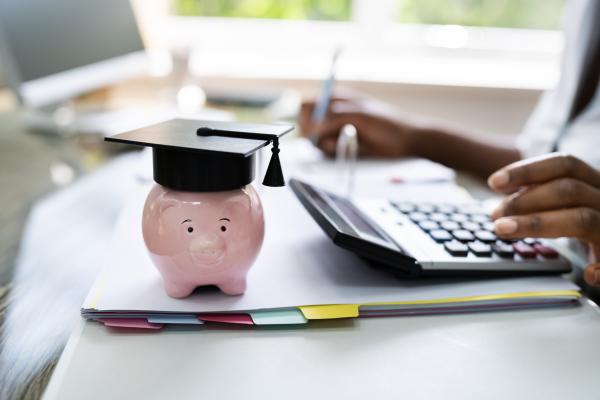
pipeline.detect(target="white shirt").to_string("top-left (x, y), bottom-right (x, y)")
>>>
top-left (518, 0), bottom-right (600, 168)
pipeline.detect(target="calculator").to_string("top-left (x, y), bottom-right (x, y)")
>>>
top-left (290, 178), bottom-right (571, 277)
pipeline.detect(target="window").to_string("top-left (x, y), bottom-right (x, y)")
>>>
top-left (174, 0), bottom-right (351, 21)
top-left (165, 0), bottom-right (566, 89)
top-left (396, 0), bottom-right (565, 30)
top-left (173, 0), bottom-right (565, 29)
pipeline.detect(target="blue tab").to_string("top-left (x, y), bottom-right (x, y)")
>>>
top-left (147, 315), bottom-right (204, 325)
top-left (250, 309), bottom-right (308, 325)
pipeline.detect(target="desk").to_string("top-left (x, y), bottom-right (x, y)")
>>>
top-left (1, 82), bottom-right (599, 399)
top-left (45, 300), bottom-right (600, 400)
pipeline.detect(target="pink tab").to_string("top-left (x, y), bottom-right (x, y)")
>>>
top-left (98, 318), bottom-right (164, 330)
top-left (197, 313), bottom-right (254, 325)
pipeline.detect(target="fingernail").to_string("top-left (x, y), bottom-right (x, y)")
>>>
top-left (488, 170), bottom-right (509, 188)
top-left (495, 218), bottom-right (518, 235)
top-left (585, 266), bottom-right (600, 286)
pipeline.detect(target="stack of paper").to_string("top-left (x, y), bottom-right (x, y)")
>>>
top-left (81, 183), bottom-right (580, 330)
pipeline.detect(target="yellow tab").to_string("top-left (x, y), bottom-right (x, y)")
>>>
top-left (298, 304), bottom-right (359, 320)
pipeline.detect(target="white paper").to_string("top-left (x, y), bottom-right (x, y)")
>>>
top-left (82, 184), bottom-right (578, 314)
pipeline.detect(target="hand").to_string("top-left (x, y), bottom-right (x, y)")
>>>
top-left (488, 153), bottom-right (600, 287)
top-left (298, 95), bottom-right (427, 158)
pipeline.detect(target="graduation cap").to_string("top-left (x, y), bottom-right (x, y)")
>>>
top-left (105, 119), bottom-right (294, 192)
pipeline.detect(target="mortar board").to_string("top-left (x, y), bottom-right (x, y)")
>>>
top-left (105, 119), bottom-right (294, 191)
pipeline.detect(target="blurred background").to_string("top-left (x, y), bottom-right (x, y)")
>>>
top-left (0, 0), bottom-right (568, 298)
top-left (0, 2), bottom-right (571, 398)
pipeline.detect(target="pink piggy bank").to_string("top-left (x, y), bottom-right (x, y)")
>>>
top-left (142, 183), bottom-right (265, 298)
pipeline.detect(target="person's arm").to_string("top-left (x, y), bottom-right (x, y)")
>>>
top-left (413, 126), bottom-right (521, 179)
top-left (299, 96), bottom-right (521, 179)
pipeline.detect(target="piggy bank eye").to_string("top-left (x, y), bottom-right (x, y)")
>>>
top-left (187, 227), bottom-right (194, 234)
top-left (219, 217), bottom-right (230, 233)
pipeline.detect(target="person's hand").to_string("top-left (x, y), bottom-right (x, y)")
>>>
top-left (298, 95), bottom-right (427, 158)
top-left (488, 153), bottom-right (600, 287)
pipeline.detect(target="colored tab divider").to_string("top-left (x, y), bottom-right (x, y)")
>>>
top-left (249, 309), bottom-right (308, 325)
top-left (197, 313), bottom-right (254, 325)
top-left (98, 318), bottom-right (164, 330)
top-left (298, 304), bottom-right (359, 320)
top-left (147, 315), bottom-right (204, 325)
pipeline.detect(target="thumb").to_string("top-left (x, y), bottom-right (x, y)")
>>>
top-left (583, 262), bottom-right (600, 287)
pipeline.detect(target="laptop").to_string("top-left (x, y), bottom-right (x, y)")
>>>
top-left (289, 178), bottom-right (571, 277)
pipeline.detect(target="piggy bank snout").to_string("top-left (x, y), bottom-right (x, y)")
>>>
top-left (189, 234), bottom-right (226, 265)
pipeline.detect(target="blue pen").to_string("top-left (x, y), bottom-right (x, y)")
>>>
top-left (310, 48), bottom-right (341, 144)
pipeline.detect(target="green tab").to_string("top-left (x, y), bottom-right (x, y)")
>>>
top-left (250, 309), bottom-right (308, 325)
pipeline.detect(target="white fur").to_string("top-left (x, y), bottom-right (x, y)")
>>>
top-left (0, 152), bottom-right (144, 398)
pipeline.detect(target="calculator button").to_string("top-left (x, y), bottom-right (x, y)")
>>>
top-left (458, 204), bottom-right (485, 215)
top-left (417, 203), bottom-right (435, 214)
top-left (391, 201), bottom-right (415, 214)
top-left (418, 220), bottom-right (440, 231)
top-left (461, 221), bottom-right (480, 232)
top-left (430, 212), bottom-right (448, 222)
top-left (513, 242), bottom-right (537, 258)
top-left (492, 242), bottom-right (514, 258)
top-left (444, 240), bottom-right (469, 256)
top-left (430, 229), bottom-right (453, 242)
top-left (468, 241), bottom-right (492, 257)
top-left (533, 243), bottom-right (559, 258)
top-left (409, 212), bottom-right (428, 222)
top-left (450, 213), bottom-right (468, 223)
top-left (482, 222), bottom-right (496, 232)
top-left (474, 230), bottom-right (497, 243)
top-left (440, 221), bottom-right (460, 231)
top-left (437, 204), bottom-right (456, 214)
top-left (452, 229), bottom-right (475, 242)
top-left (471, 214), bottom-right (491, 224)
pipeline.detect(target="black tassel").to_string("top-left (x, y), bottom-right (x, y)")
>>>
top-left (262, 138), bottom-right (284, 187)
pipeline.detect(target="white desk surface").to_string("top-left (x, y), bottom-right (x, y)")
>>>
top-left (46, 300), bottom-right (600, 400)
top-left (41, 147), bottom-right (600, 399)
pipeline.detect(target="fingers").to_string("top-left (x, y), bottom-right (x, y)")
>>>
top-left (488, 153), bottom-right (600, 194)
top-left (494, 207), bottom-right (600, 243)
top-left (584, 263), bottom-right (600, 287)
top-left (298, 101), bottom-right (315, 137)
top-left (298, 96), bottom-right (358, 137)
top-left (314, 111), bottom-right (365, 141)
top-left (491, 178), bottom-right (600, 219)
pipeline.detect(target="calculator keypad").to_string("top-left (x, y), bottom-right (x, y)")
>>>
top-left (390, 200), bottom-right (559, 260)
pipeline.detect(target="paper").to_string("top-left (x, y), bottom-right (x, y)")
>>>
top-left (98, 318), bottom-right (163, 330)
top-left (147, 315), bottom-right (204, 325)
top-left (292, 154), bottom-right (456, 196)
top-left (360, 300), bottom-right (578, 317)
top-left (82, 184), bottom-right (580, 319)
top-left (250, 309), bottom-right (308, 325)
top-left (299, 305), bottom-right (359, 320)
top-left (197, 314), bottom-right (254, 325)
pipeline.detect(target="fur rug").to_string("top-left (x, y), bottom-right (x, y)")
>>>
top-left (0, 152), bottom-right (144, 399)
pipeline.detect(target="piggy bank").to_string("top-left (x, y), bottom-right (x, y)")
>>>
top-left (142, 183), bottom-right (265, 298)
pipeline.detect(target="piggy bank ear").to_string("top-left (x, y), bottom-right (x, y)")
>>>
top-left (159, 198), bottom-right (178, 215)
top-left (156, 195), bottom-right (180, 224)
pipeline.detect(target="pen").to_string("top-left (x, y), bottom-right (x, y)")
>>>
top-left (309, 48), bottom-right (341, 144)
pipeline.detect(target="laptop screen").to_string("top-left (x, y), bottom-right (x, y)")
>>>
top-left (0, 0), bottom-right (144, 82)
